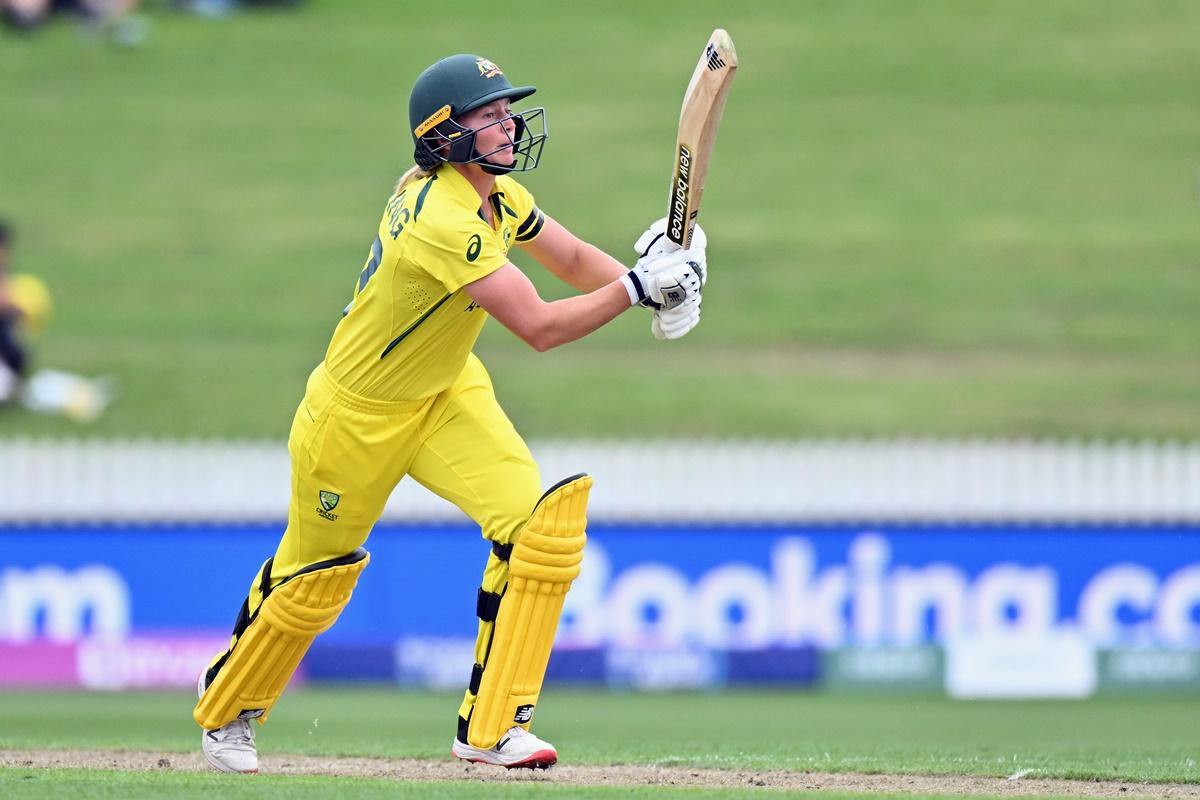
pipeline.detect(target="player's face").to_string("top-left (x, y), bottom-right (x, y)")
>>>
top-left (458, 99), bottom-right (518, 166)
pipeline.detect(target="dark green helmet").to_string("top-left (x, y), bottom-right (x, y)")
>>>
top-left (408, 54), bottom-right (548, 174)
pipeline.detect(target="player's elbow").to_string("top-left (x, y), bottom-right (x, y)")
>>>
top-left (524, 325), bottom-right (560, 352)
top-left (520, 312), bottom-right (570, 352)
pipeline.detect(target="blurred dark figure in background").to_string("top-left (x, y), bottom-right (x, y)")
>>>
top-left (0, 223), bottom-right (54, 406)
top-left (2, 0), bottom-right (135, 30)
top-left (0, 222), bottom-right (113, 421)
top-left (0, 223), bottom-right (31, 404)
top-left (2, 0), bottom-right (146, 46)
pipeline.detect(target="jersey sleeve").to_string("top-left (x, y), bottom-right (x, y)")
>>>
top-left (406, 210), bottom-right (508, 295)
top-left (502, 178), bottom-right (546, 244)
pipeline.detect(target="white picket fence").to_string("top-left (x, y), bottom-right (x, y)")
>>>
top-left (1, 437), bottom-right (1199, 523)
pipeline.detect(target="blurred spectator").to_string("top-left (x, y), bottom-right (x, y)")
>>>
top-left (0, 222), bottom-right (112, 422)
top-left (2, 0), bottom-right (134, 30)
top-left (2, 0), bottom-right (147, 46)
top-left (0, 223), bottom-right (46, 405)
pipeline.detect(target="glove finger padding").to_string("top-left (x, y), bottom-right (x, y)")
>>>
top-left (652, 308), bottom-right (700, 340)
top-left (657, 309), bottom-right (700, 340)
top-left (635, 217), bottom-right (707, 290)
top-left (635, 248), bottom-right (691, 276)
top-left (635, 217), bottom-right (707, 259)
top-left (625, 250), bottom-right (701, 309)
top-left (653, 296), bottom-right (701, 340)
top-left (653, 265), bottom-right (701, 311)
top-left (651, 315), bottom-right (666, 340)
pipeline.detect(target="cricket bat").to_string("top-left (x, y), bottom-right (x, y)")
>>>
top-left (666, 28), bottom-right (739, 250)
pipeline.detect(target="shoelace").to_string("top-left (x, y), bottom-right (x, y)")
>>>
top-left (217, 720), bottom-right (255, 744)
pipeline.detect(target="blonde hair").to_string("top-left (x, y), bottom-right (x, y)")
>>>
top-left (394, 164), bottom-right (435, 194)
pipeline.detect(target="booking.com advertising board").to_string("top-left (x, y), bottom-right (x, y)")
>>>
top-left (1, 523), bottom-right (1198, 694)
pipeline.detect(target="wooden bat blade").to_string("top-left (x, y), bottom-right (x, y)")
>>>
top-left (666, 28), bottom-right (739, 249)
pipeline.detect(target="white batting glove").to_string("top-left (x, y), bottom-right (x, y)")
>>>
top-left (619, 250), bottom-right (701, 310)
top-left (652, 292), bottom-right (702, 340)
top-left (634, 217), bottom-right (707, 290)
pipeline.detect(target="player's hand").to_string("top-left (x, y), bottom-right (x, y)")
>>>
top-left (634, 217), bottom-right (707, 290)
top-left (652, 292), bottom-right (701, 340)
top-left (620, 250), bottom-right (701, 310)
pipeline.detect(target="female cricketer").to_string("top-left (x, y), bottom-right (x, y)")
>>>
top-left (193, 53), bottom-right (706, 774)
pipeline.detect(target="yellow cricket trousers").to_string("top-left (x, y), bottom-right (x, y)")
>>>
top-left (199, 353), bottom-right (541, 732)
top-left (271, 353), bottom-right (543, 580)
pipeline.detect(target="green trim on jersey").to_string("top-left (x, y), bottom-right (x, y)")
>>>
top-left (322, 165), bottom-right (545, 401)
top-left (379, 292), bottom-right (454, 360)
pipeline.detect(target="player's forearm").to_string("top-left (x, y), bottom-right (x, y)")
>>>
top-left (551, 241), bottom-right (629, 293)
top-left (523, 280), bottom-right (630, 352)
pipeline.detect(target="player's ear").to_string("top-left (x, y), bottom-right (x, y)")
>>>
top-left (433, 120), bottom-right (477, 163)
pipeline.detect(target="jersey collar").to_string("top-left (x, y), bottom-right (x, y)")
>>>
top-left (436, 164), bottom-right (506, 222)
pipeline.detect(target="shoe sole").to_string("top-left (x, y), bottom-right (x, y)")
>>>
top-left (451, 746), bottom-right (557, 770)
top-left (202, 744), bottom-right (259, 774)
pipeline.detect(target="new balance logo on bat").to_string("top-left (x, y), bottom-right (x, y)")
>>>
top-left (668, 144), bottom-right (692, 242)
top-left (705, 44), bottom-right (726, 71)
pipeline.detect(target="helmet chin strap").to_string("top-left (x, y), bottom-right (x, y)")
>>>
top-left (478, 157), bottom-right (517, 176)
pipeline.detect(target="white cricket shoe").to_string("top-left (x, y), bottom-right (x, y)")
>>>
top-left (452, 726), bottom-right (557, 769)
top-left (197, 671), bottom-right (259, 774)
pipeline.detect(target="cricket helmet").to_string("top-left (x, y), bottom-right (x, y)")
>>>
top-left (408, 54), bottom-right (548, 174)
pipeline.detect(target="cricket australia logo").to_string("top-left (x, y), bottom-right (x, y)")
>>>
top-left (476, 58), bottom-right (503, 78)
top-left (318, 490), bottom-right (340, 521)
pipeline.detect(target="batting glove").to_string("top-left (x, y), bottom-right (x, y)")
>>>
top-left (634, 216), bottom-right (707, 290)
top-left (620, 250), bottom-right (702, 310)
top-left (652, 292), bottom-right (702, 340)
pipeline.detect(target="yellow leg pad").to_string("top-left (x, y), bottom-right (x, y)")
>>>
top-left (193, 550), bottom-right (369, 730)
top-left (467, 474), bottom-right (591, 748)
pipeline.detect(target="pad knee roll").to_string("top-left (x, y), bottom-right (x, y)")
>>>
top-left (194, 548), bottom-right (369, 730)
top-left (466, 474), bottom-right (590, 748)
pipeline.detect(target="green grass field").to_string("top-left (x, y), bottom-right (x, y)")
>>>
top-left (2, 0), bottom-right (1198, 439)
top-left (2, 688), bottom-right (1199, 799)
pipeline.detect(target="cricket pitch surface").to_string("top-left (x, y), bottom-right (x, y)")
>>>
top-left (4, 749), bottom-right (1200, 798)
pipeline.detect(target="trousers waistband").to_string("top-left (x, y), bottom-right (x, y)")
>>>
top-left (314, 365), bottom-right (428, 415)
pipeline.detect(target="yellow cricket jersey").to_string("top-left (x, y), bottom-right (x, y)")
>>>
top-left (323, 164), bottom-right (546, 401)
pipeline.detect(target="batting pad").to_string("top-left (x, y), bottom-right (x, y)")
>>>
top-left (194, 549), bottom-right (369, 730)
top-left (467, 474), bottom-right (591, 749)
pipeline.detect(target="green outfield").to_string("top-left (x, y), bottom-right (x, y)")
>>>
top-left (2, 689), bottom-right (1199, 786)
top-left (2, 0), bottom-right (1197, 439)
